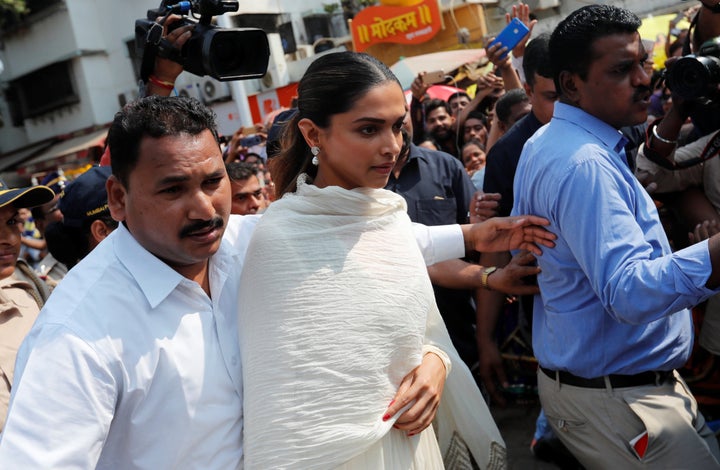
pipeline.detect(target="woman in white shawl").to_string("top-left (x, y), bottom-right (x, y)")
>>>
top-left (238, 52), bottom-right (555, 469)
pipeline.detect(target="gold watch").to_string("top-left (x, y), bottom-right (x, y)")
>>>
top-left (481, 266), bottom-right (497, 290)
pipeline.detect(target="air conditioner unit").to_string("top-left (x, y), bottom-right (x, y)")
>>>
top-left (260, 33), bottom-right (291, 91)
top-left (175, 83), bottom-right (202, 101)
top-left (173, 72), bottom-right (203, 101)
top-left (200, 78), bottom-right (232, 104)
top-left (295, 44), bottom-right (315, 60)
top-left (526, 0), bottom-right (560, 11)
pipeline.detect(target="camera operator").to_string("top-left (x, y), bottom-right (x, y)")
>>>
top-left (676, 0), bottom-right (720, 136)
top-left (636, 88), bottom-right (720, 394)
top-left (141, 15), bottom-right (193, 97)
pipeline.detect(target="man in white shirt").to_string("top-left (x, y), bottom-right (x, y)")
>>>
top-left (0, 96), bottom-right (553, 468)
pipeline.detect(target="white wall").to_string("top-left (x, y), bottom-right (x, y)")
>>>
top-left (0, 0), bottom-right (692, 154)
top-left (2, 7), bottom-right (77, 80)
top-left (231, 0), bottom-right (331, 15)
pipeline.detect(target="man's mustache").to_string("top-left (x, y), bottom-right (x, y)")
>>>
top-left (633, 85), bottom-right (652, 102)
top-left (179, 216), bottom-right (224, 238)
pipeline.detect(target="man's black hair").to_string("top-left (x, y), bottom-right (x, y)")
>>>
top-left (522, 33), bottom-right (553, 88)
top-left (550, 5), bottom-right (641, 96)
top-left (226, 161), bottom-right (259, 183)
top-left (108, 95), bottom-right (219, 188)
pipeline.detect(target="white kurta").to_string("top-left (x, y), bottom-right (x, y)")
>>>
top-left (238, 176), bottom-right (505, 469)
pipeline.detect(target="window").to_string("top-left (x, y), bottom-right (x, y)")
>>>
top-left (10, 60), bottom-right (79, 119)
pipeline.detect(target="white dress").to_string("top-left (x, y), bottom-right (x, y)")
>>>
top-left (238, 176), bottom-right (505, 469)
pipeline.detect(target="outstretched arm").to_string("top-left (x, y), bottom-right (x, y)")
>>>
top-left (462, 215), bottom-right (556, 255)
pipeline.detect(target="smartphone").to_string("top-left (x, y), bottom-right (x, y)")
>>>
top-left (489, 18), bottom-right (530, 59)
top-left (240, 134), bottom-right (263, 147)
top-left (422, 70), bottom-right (447, 85)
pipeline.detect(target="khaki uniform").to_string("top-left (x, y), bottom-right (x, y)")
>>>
top-left (0, 260), bottom-right (48, 432)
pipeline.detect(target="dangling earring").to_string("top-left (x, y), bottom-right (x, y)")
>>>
top-left (311, 146), bottom-right (320, 166)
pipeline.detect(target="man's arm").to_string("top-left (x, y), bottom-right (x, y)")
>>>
top-left (409, 74), bottom-right (432, 144)
top-left (554, 155), bottom-right (717, 322)
top-left (475, 250), bottom-right (512, 406)
top-left (0, 329), bottom-right (116, 467)
top-left (141, 16), bottom-right (193, 97)
top-left (427, 255), bottom-right (540, 295)
top-left (20, 236), bottom-right (46, 251)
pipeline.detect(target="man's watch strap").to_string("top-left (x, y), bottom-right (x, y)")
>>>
top-left (481, 266), bottom-right (497, 290)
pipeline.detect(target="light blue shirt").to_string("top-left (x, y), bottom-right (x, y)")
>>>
top-left (512, 102), bottom-right (717, 378)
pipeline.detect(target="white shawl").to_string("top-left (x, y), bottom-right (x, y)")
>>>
top-left (238, 176), bottom-right (506, 469)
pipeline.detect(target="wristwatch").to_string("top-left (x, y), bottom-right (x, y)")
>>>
top-left (481, 266), bottom-right (497, 290)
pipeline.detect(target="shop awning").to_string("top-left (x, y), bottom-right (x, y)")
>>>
top-left (390, 49), bottom-right (487, 89)
top-left (19, 128), bottom-right (108, 174)
top-left (0, 140), bottom-right (54, 172)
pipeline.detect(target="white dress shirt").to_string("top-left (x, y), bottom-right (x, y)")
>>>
top-left (0, 215), bottom-right (462, 469)
top-left (0, 217), bottom-right (258, 469)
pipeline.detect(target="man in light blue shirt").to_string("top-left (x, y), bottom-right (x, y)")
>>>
top-left (513, 5), bottom-right (720, 468)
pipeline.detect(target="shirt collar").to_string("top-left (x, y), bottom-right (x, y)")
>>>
top-left (112, 221), bottom-right (245, 310)
top-left (112, 223), bottom-right (187, 309)
top-left (0, 271), bottom-right (36, 314)
top-left (554, 102), bottom-right (629, 157)
top-left (0, 272), bottom-right (29, 289)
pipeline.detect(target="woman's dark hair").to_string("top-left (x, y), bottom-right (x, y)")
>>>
top-left (270, 51), bottom-right (400, 197)
top-left (45, 215), bottom-right (119, 269)
top-left (462, 138), bottom-right (486, 153)
top-left (108, 95), bottom-right (220, 188)
top-left (550, 5), bottom-right (641, 97)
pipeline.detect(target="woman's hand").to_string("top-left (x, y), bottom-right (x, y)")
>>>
top-left (382, 352), bottom-right (446, 437)
top-left (463, 215), bottom-right (556, 255)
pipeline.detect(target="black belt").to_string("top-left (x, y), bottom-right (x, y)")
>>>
top-left (540, 366), bottom-right (673, 389)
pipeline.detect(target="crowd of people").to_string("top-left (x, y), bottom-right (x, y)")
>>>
top-left (0, 1), bottom-right (719, 469)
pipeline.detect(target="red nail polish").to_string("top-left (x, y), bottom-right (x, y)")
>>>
top-left (382, 414), bottom-right (391, 421)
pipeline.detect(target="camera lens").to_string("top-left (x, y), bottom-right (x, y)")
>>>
top-left (206, 29), bottom-right (270, 80)
top-left (667, 55), bottom-right (720, 101)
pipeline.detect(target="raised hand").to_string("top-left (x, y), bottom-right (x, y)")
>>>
top-left (505, 3), bottom-right (537, 58)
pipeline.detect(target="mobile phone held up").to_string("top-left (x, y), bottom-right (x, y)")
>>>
top-left (240, 134), bottom-right (263, 147)
top-left (422, 70), bottom-right (447, 86)
top-left (489, 18), bottom-right (530, 60)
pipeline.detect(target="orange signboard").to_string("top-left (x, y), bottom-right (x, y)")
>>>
top-left (351, 0), bottom-right (442, 53)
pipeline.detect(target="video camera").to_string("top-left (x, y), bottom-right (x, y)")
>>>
top-left (666, 37), bottom-right (720, 105)
top-left (135, 0), bottom-right (270, 81)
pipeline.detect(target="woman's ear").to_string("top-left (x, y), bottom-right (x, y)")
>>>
top-left (297, 118), bottom-right (321, 149)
